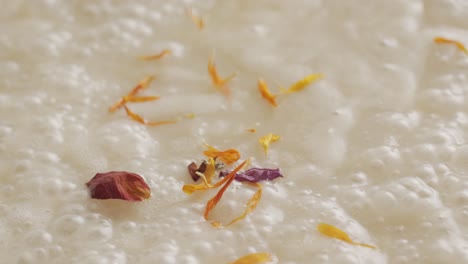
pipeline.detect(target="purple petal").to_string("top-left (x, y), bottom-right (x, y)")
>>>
top-left (219, 168), bottom-right (283, 183)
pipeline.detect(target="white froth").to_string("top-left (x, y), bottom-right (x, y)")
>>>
top-left (1, 1), bottom-right (468, 264)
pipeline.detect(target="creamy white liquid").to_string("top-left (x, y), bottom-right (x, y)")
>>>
top-left (1, 1), bottom-right (468, 263)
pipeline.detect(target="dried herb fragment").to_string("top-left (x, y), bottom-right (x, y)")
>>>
top-left (230, 252), bottom-right (272, 264)
top-left (258, 78), bottom-right (278, 107)
top-left (203, 144), bottom-right (240, 164)
top-left (259, 133), bottom-right (280, 155)
top-left (219, 168), bottom-right (283, 183)
top-left (109, 75), bottom-right (155, 112)
top-left (86, 171), bottom-right (151, 201)
top-left (434, 37), bottom-right (468, 55)
top-left (317, 223), bottom-right (376, 249)
top-left (208, 53), bottom-right (236, 97)
top-left (124, 105), bottom-right (177, 126)
top-left (138, 49), bottom-right (172, 61)
top-left (186, 7), bottom-right (205, 30)
top-left (188, 161), bottom-right (207, 181)
top-left (280, 73), bottom-right (323, 95)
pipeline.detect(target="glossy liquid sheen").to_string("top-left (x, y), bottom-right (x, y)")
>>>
top-left (1, 1), bottom-right (468, 263)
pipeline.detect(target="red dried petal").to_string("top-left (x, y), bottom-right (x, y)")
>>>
top-left (86, 171), bottom-right (151, 201)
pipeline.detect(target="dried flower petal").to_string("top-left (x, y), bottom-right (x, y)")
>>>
top-left (219, 168), bottom-right (283, 183)
top-left (225, 183), bottom-right (262, 226)
top-left (258, 78), bottom-right (278, 107)
top-left (182, 160), bottom-right (248, 194)
top-left (123, 105), bottom-right (177, 126)
top-left (230, 252), bottom-right (272, 264)
top-left (138, 49), bottom-right (172, 61)
top-left (246, 128), bottom-right (257, 133)
top-left (317, 223), bottom-right (377, 249)
top-left (259, 133), bottom-right (280, 155)
top-left (109, 75), bottom-right (156, 112)
top-left (203, 144), bottom-right (240, 164)
top-left (123, 95), bottom-right (161, 103)
top-left (434, 37), bottom-right (468, 55)
top-left (186, 7), bottom-right (205, 30)
top-left (203, 160), bottom-right (248, 219)
top-left (86, 171), bottom-right (151, 201)
top-left (208, 53), bottom-right (236, 97)
top-left (280, 73), bottom-right (323, 95)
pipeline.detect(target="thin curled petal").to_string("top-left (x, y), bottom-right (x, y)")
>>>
top-left (434, 37), bottom-right (468, 55)
top-left (225, 183), bottom-right (262, 226)
top-left (203, 160), bottom-right (248, 220)
top-left (280, 73), bottom-right (323, 95)
top-left (258, 78), bottom-right (278, 107)
top-left (123, 105), bottom-right (177, 127)
top-left (138, 49), bottom-right (172, 61)
top-left (230, 252), bottom-right (272, 264)
top-left (317, 223), bottom-right (377, 249)
top-left (123, 95), bottom-right (160, 103)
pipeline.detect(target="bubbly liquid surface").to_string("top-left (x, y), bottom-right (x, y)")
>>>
top-left (1, 1), bottom-right (468, 263)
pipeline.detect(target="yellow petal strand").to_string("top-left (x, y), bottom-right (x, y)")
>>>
top-left (225, 183), bottom-right (262, 226)
top-left (434, 37), bottom-right (468, 55)
top-left (186, 7), bottom-right (205, 30)
top-left (204, 160), bottom-right (248, 220)
top-left (259, 133), bottom-right (281, 155)
top-left (138, 49), bottom-right (172, 61)
top-left (280, 73), bottom-right (324, 95)
top-left (317, 223), bottom-right (377, 249)
top-left (230, 253), bottom-right (272, 264)
top-left (146, 119), bottom-right (178, 126)
top-left (258, 78), bottom-right (278, 107)
top-left (204, 157), bottom-right (216, 184)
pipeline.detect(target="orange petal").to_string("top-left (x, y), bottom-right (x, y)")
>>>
top-left (138, 49), bottom-right (172, 61)
top-left (124, 95), bottom-right (161, 103)
top-left (207, 53), bottom-right (236, 97)
top-left (186, 7), bottom-right (205, 30)
top-left (230, 252), bottom-right (272, 264)
top-left (225, 183), bottom-right (262, 226)
top-left (246, 128), bottom-right (257, 133)
top-left (124, 105), bottom-right (147, 124)
top-left (317, 223), bottom-right (376, 249)
top-left (204, 160), bottom-right (248, 220)
top-left (258, 78), bottom-right (278, 107)
top-left (434, 37), bottom-right (468, 55)
top-left (129, 75), bottom-right (155, 96)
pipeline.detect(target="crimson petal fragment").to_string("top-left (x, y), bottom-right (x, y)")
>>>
top-left (219, 168), bottom-right (283, 183)
top-left (86, 171), bottom-right (151, 201)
